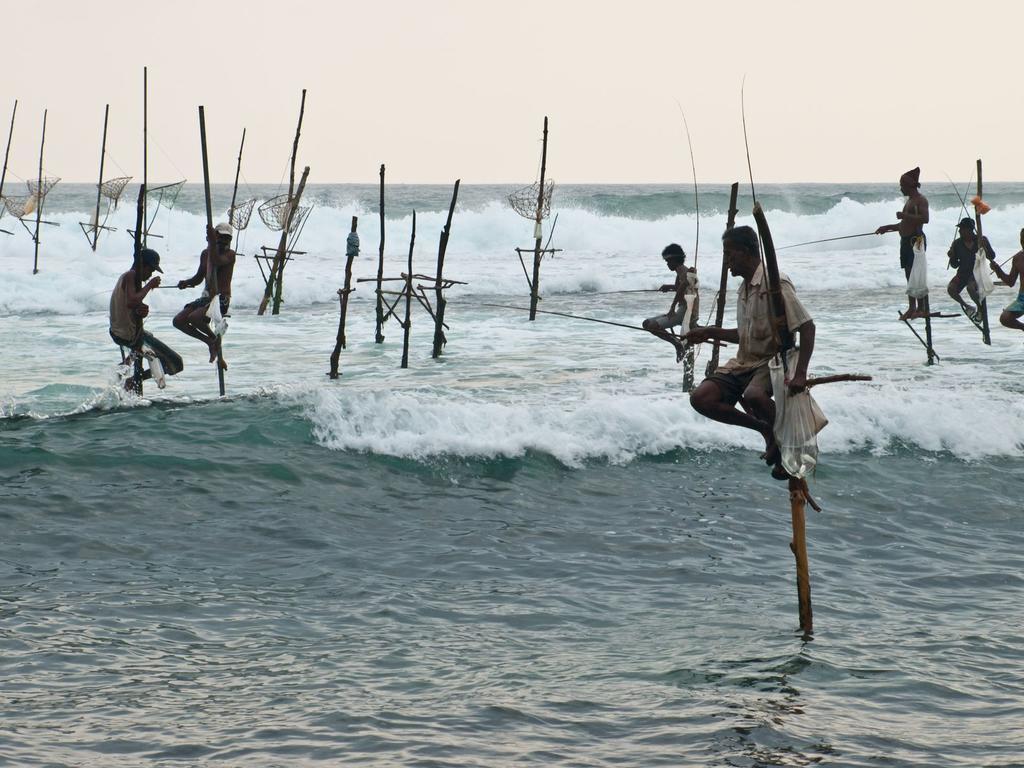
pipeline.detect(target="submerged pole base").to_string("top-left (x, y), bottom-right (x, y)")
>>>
top-left (788, 476), bottom-right (814, 636)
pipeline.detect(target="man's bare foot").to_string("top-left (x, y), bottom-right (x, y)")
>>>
top-left (208, 342), bottom-right (218, 363)
top-left (770, 463), bottom-right (791, 481)
top-left (760, 432), bottom-right (780, 466)
top-left (219, 357), bottom-right (228, 371)
top-left (899, 309), bottom-right (912, 321)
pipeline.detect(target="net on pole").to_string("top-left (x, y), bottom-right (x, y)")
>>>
top-left (228, 197), bottom-right (256, 231)
top-left (26, 176), bottom-right (60, 199)
top-left (100, 176), bottom-right (132, 206)
top-left (507, 179), bottom-right (554, 220)
top-left (258, 194), bottom-right (309, 232)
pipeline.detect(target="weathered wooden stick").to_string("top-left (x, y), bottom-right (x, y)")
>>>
top-left (901, 312), bottom-right (941, 363)
top-left (375, 164), bottom-right (386, 343)
top-left (974, 159), bottom-right (991, 345)
top-left (804, 373), bottom-right (872, 388)
top-left (401, 211), bottom-right (416, 369)
top-left (329, 216), bottom-right (359, 379)
top-left (788, 476), bottom-right (814, 635)
top-left (31, 109), bottom-right (47, 275)
top-left (923, 311), bottom-right (936, 365)
top-left (432, 179), bottom-right (460, 358)
top-left (706, 182), bottom-right (739, 376)
top-left (130, 183), bottom-right (146, 394)
top-left (287, 90), bottom-right (306, 201)
top-left (198, 106), bottom-right (226, 396)
top-left (529, 117), bottom-right (549, 321)
top-left (87, 104), bottom-right (110, 251)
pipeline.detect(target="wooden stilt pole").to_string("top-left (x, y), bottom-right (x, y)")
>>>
top-left (89, 104), bottom-right (110, 251)
top-left (329, 216), bottom-right (359, 379)
top-left (529, 117), bottom-right (549, 321)
top-left (432, 179), bottom-right (460, 358)
top-left (0, 99), bottom-right (17, 233)
top-left (131, 183), bottom-right (146, 395)
top-left (257, 167), bottom-right (309, 316)
top-left (401, 211), bottom-right (416, 369)
top-left (706, 182), bottom-right (739, 377)
top-left (31, 109), bottom-right (47, 275)
top-left (375, 163), bottom-right (386, 343)
top-left (788, 476), bottom-right (814, 635)
top-left (924, 313), bottom-right (935, 365)
top-left (142, 67), bottom-right (148, 248)
top-left (198, 106), bottom-right (226, 396)
top-left (975, 158), bottom-right (991, 345)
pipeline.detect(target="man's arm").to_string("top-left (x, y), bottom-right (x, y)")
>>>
top-left (786, 320), bottom-right (815, 393)
top-left (684, 326), bottom-right (739, 345)
top-left (177, 253), bottom-right (207, 289)
top-left (126, 274), bottom-right (160, 308)
top-left (989, 251), bottom-right (1020, 287)
top-left (897, 196), bottom-right (929, 226)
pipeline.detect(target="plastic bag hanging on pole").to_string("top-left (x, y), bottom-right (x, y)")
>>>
top-left (974, 243), bottom-right (995, 302)
top-left (769, 350), bottom-right (828, 479)
top-left (906, 236), bottom-right (928, 299)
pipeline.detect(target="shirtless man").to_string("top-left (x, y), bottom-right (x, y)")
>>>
top-left (173, 223), bottom-right (235, 365)
top-left (988, 228), bottom-right (1024, 334)
top-left (876, 167), bottom-right (929, 319)
top-left (946, 217), bottom-right (993, 320)
top-left (684, 225), bottom-right (815, 479)
top-left (642, 243), bottom-right (699, 361)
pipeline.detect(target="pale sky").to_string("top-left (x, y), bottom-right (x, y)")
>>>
top-left (2, 0), bottom-right (1021, 185)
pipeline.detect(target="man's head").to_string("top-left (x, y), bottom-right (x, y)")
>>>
top-left (139, 248), bottom-right (162, 278)
top-left (958, 217), bottom-right (976, 238)
top-left (899, 167), bottom-right (921, 195)
top-left (661, 243), bottom-right (686, 271)
top-left (721, 225), bottom-right (760, 278)
top-left (215, 222), bottom-right (232, 248)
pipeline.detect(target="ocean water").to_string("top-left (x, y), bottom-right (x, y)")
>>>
top-left (2, 182), bottom-right (1023, 766)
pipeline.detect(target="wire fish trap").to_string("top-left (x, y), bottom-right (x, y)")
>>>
top-left (100, 176), bottom-right (132, 205)
top-left (3, 194), bottom-right (37, 219)
top-left (258, 194), bottom-right (309, 232)
top-left (228, 197), bottom-right (256, 231)
top-left (508, 179), bottom-right (554, 220)
top-left (148, 180), bottom-right (185, 208)
top-left (27, 176), bottom-right (60, 200)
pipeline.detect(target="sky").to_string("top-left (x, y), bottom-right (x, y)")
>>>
top-left (1, 0), bottom-right (1021, 185)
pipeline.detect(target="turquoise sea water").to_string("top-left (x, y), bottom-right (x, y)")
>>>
top-left (2, 183), bottom-right (1023, 765)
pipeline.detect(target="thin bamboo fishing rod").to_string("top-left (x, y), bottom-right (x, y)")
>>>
top-left (482, 302), bottom-right (646, 331)
top-left (776, 231), bottom-right (879, 251)
top-left (32, 109), bottom-right (47, 275)
top-left (229, 128), bottom-right (246, 217)
top-left (90, 105), bottom-right (109, 251)
top-left (675, 102), bottom-right (699, 266)
top-left (0, 100), bottom-right (17, 220)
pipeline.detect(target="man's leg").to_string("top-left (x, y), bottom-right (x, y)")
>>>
top-left (690, 376), bottom-right (773, 448)
top-left (999, 310), bottom-right (1024, 331)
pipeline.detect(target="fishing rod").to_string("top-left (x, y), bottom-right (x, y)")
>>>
top-left (776, 231), bottom-right (879, 251)
top-left (482, 302), bottom-right (646, 331)
top-left (675, 101), bottom-right (699, 265)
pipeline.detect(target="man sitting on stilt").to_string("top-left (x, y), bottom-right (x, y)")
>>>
top-left (174, 223), bottom-right (235, 369)
top-left (642, 243), bottom-right (698, 362)
top-left (684, 225), bottom-right (815, 479)
top-left (988, 227), bottom-right (1024, 335)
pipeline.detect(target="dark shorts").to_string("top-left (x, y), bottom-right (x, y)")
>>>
top-left (705, 365), bottom-right (772, 406)
top-left (111, 330), bottom-right (184, 376)
top-left (183, 295), bottom-right (230, 315)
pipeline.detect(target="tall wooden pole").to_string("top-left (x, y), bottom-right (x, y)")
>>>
top-left (432, 179), bottom-right (460, 358)
top-left (229, 128), bottom-right (246, 218)
top-left (131, 184), bottom-right (146, 395)
top-left (706, 183), bottom-right (740, 377)
top-left (31, 110), bottom-right (47, 275)
top-left (329, 215), bottom-right (359, 379)
top-left (788, 477), bottom-right (814, 635)
top-left (143, 67), bottom-right (148, 248)
top-left (529, 116), bottom-right (549, 321)
top-left (90, 104), bottom-right (110, 251)
top-left (975, 158), bottom-right (991, 345)
top-left (198, 106), bottom-right (226, 396)
top-left (375, 163), bottom-right (386, 343)
top-left (288, 90), bottom-right (306, 201)
top-left (401, 211), bottom-right (416, 369)
top-left (0, 99), bottom-right (17, 217)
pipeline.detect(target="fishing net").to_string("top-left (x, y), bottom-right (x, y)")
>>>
top-left (3, 194), bottom-right (36, 219)
top-left (258, 194), bottom-right (309, 232)
top-left (508, 180), bottom-right (554, 220)
top-left (769, 351), bottom-right (828, 480)
top-left (27, 176), bottom-right (60, 199)
top-left (228, 197), bottom-right (256, 231)
top-left (100, 176), bottom-right (132, 204)
top-left (148, 180), bottom-right (185, 211)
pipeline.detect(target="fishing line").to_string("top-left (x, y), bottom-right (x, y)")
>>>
top-left (674, 101), bottom-right (699, 266)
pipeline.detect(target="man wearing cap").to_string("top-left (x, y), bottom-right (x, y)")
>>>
top-left (109, 248), bottom-right (184, 386)
top-left (946, 217), bottom-right (993, 320)
top-left (173, 223), bottom-right (236, 365)
top-left (642, 243), bottom-right (699, 362)
top-left (876, 167), bottom-right (930, 319)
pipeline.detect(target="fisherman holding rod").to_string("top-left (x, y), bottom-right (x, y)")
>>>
top-left (684, 225), bottom-right (815, 479)
top-left (642, 243), bottom-right (698, 362)
top-left (875, 167), bottom-right (930, 320)
top-left (173, 222), bottom-right (235, 368)
top-left (988, 228), bottom-right (1024, 335)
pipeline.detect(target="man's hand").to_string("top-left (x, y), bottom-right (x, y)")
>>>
top-left (684, 327), bottom-right (710, 344)
top-left (659, 283), bottom-right (674, 292)
top-left (146, 276), bottom-right (161, 290)
top-left (177, 279), bottom-right (188, 289)
top-left (135, 304), bottom-right (150, 318)
top-left (874, 225), bottom-right (890, 235)
top-left (786, 372), bottom-right (807, 394)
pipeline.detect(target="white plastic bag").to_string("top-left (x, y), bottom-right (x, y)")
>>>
top-left (769, 351), bottom-right (829, 479)
top-left (974, 243), bottom-right (995, 302)
top-left (206, 297), bottom-right (228, 338)
top-left (906, 236), bottom-right (928, 299)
